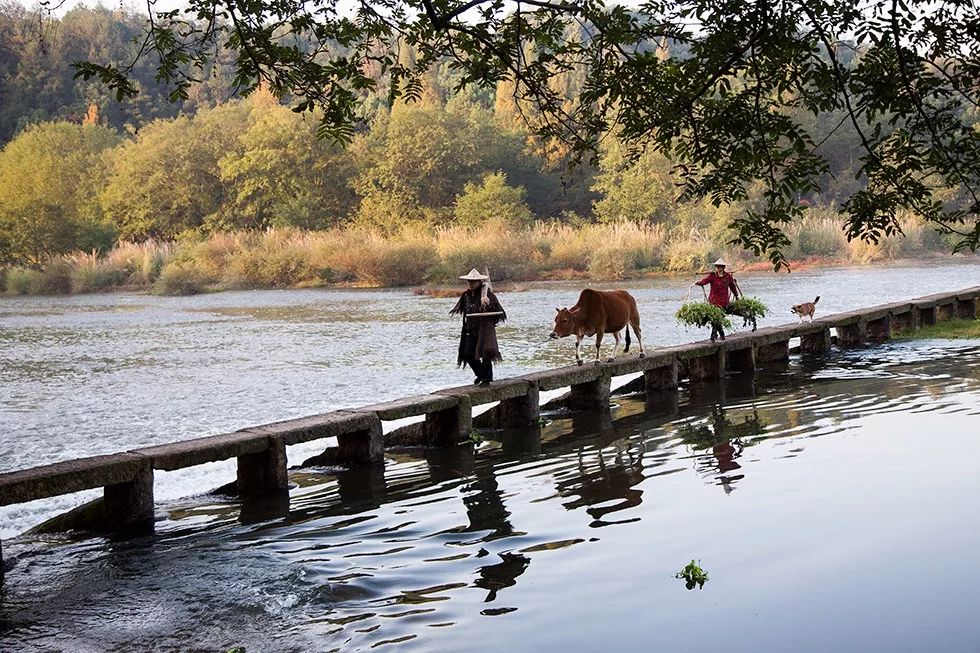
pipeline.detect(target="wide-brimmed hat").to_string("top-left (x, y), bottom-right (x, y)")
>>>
top-left (459, 268), bottom-right (489, 281)
top-left (713, 258), bottom-right (728, 267)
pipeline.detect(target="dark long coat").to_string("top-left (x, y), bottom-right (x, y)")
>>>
top-left (450, 287), bottom-right (506, 365)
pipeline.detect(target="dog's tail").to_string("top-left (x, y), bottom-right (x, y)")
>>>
top-left (813, 296), bottom-right (820, 304)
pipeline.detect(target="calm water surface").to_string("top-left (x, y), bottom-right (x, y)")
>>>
top-left (1, 263), bottom-right (979, 652)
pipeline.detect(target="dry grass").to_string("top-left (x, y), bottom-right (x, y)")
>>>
top-left (0, 215), bottom-right (961, 296)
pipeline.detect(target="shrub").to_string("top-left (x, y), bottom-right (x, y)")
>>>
top-left (105, 241), bottom-right (172, 285)
top-left (154, 260), bottom-right (212, 295)
top-left (68, 252), bottom-right (128, 293)
top-left (35, 258), bottom-right (73, 294)
top-left (795, 218), bottom-right (847, 257)
top-left (665, 235), bottom-right (711, 272)
top-left (435, 224), bottom-right (534, 281)
top-left (4, 266), bottom-right (43, 294)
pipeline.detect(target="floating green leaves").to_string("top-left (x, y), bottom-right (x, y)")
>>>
top-left (676, 559), bottom-right (709, 590)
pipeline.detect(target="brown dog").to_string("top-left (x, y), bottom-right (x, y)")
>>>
top-left (792, 296), bottom-right (820, 322)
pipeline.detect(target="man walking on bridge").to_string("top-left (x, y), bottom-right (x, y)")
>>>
top-left (451, 269), bottom-right (506, 386)
top-left (694, 258), bottom-right (742, 341)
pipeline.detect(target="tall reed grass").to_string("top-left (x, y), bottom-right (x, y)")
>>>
top-left (1, 217), bottom-right (962, 296)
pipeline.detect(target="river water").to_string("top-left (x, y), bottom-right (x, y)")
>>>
top-left (1, 263), bottom-right (979, 652)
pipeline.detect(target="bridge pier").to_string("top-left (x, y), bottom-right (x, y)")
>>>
top-left (568, 373), bottom-right (611, 410)
top-left (337, 419), bottom-right (384, 465)
top-left (757, 340), bottom-right (790, 363)
top-left (687, 351), bottom-right (724, 381)
top-left (103, 463), bottom-right (155, 533)
top-left (725, 346), bottom-right (755, 375)
top-left (889, 309), bottom-right (917, 335)
top-left (425, 397), bottom-right (472, 446)
top-left (237, 440), bottom-right (288, 499)
top-left (937, 302), bottom-right (955, 322)
top-left (837, 320), bottom-right (866, 348)
top-left (957, 297), bottom-right (978, 319)
top-left (866, 316), bottom-right (891, 343)
top-left (498, 386), bottom-right (540, 428)
top-left (801, 328), bottom-right (831, 356)
top-left (644, 361), bottom-right (679, 395)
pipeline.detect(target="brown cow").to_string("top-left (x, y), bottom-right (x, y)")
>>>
top-left (549, 289), bottom-right (645, 366)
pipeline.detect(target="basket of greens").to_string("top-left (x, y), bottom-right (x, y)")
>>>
top-left (726, 297), bottom-right (768, 331)
top-left (676, 302), bottom-right (731, 330)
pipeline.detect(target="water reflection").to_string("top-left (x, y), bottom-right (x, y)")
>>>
top-left (3, 341), bottom-right (980, 651)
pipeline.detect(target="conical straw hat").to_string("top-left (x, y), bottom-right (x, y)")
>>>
top-left (459, 268), bottom-right (489, 281)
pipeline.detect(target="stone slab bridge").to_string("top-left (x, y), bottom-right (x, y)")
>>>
top-left (2, 286), bottom-right (978, 582)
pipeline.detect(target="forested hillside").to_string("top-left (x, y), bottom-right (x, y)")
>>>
top-left (0, 4), bottom-right (971, 293)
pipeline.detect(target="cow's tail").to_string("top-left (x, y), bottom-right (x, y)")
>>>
top-left (624, 325), bottom-right (632, 353)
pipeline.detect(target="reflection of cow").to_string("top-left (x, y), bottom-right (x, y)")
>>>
top-left (549, 289), bottom-right (645, 366)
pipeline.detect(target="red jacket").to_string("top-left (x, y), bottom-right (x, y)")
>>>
top-left (696, 272), bottom-right (739, 308)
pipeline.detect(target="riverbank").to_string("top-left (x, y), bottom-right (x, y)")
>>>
top-left (1, 219), bottom-right (965, 297)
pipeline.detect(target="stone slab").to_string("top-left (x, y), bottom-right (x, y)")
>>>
top-left (660, 341), bottom-right (722, 361)
top-left (351, 394), bottom-right (458, 421)
top-left (912, 292), bottom-right (957, 306)
top-left (136, 431), bottom-right (271, 471)
top-left (876, 301), bottom-right (914, 315)
top-left (243, 411), bottom-right (377, 447)
top-left (597, 351), bottom-right (675, 376)
top-left (436, 379), bottom-right (532, 406)
top-left (0, 453), bottom-right (149, 506)
top-left (519, 365), bottom-right (601, 392)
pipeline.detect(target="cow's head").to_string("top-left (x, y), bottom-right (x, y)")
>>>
top-left (550, 308), bottom-right (574, 339)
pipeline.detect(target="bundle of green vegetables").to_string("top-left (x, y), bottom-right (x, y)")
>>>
top-left (727, 297), bottom-right (768, 320)
top-left (726, 297), bottom-right (768, 331)
top-left (676, 302), bottom-right (731, 329)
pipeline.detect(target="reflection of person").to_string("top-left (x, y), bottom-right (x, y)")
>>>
top-left (450, 269), bottom-right (506, 386)
top-left (694, 258), bottom-right (741, 341)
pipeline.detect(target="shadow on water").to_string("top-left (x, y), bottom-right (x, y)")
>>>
top-left (2, 342), bottom-right (980, 652)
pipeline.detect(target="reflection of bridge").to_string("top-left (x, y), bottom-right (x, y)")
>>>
top-left (1, 286), bottom-right (978, 582)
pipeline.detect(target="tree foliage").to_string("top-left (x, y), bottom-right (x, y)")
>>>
top-left (0, 122), bottom-right (119, 265)
top-left (71, 0), bottom-right (980, 266)
top-left (454, 172), bottom-right (534, 227)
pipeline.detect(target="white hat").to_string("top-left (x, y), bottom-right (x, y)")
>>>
top-left (713, 258), bottom-right (727, 267)
top-left (459, 268), bottom-right (488, 281)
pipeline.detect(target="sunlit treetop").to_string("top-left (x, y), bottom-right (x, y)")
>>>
top-left (73, 0), bottom-right (980, 268)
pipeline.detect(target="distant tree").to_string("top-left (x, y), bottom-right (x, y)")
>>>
top-left (352, 103), bottom-right (550, 218)
top-left (100, 102), bottom-right (251, 239)
top-left (454, 172), bottom-right (534, 228)
top-left (218, 93), bottom-right (358, 230)
top-left (593, 140), bottom-right (676, 224)
top-left (0, 121), bottom-right (119, 265)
